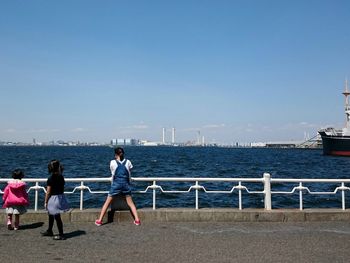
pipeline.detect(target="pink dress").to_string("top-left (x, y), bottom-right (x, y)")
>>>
top-left (2, 180), bottom-right (29, 214)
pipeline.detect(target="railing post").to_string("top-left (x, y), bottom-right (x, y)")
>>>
top-left (153, 180), bottom-right (156, 210)
top-left (80, 182), bottom-right (84, 210)
top-left (263, 173), bottom-right (272, 210)
top-left (342, 182), bottom-right (345, 210)
top-left (195, 181), bottom-right (199, 210)
top-left (299, 182), bottom-right (303, 210)
top-left (35, 182), bottom-right (39, 211)
top-left (238, 181), bottom-right (242, 210)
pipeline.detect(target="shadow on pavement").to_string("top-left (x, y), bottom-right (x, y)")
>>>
top-left (64, 230), bottom-right (86, 239)
top-left (107, 195), bottom-right (134, 223)
top-left (20, 222), bottom-right (44, 230)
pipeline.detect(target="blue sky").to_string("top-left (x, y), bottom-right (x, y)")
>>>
top-left (1, 0), bottom-right (350, 144)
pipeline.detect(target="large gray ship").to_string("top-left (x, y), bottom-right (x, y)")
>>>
top-left (319, 80), bottom-right (350, 156)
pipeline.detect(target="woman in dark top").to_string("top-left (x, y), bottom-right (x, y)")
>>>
top-left (41, 160), bottom-right (69, 240)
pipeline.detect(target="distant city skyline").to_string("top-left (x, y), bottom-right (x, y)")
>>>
top-left (1, 1), bottom-right (349, 144)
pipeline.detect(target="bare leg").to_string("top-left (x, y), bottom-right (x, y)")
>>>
top-left (7, 214), bottom-right (12, 226)
top-left (14, 215), bottom-right (20, 229)
top-left (7, 214), bottom-right (13, 230)
top-left (125, 196), bottom-right (139, 221)
top-left (98, 196), bottom-right (113, 221)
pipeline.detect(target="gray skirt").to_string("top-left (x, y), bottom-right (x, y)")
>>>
top-left (47, 194), bottom-right (69, 215)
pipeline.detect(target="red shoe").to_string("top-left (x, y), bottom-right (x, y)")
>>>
top-left (95, 219), bottom-right (103, 226)
top-left (133, 220), bottom-right (141, 226)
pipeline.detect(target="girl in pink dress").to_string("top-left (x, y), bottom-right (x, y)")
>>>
top-left (2, 169), bottom-right (29, 230)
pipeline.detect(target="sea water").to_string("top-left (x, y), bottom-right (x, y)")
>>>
top-left (0, 146), bottom-right (350, 209)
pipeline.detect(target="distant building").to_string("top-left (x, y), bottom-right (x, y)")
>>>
top-left (265, 141), bottom-right (302, 148)
top-left (250, 142), bottom-right (267, 147)
top-left (111, 138), bottom-right (139, 146)
top-left (117, 139), bottom-right (125, 145)
top-left (141, 140), bottom-right (158, 146)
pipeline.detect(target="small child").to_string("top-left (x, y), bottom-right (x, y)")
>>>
top-left (41, 160), bottom-right (69, 240)
top-left (2, 169), bottom-right (29, 230)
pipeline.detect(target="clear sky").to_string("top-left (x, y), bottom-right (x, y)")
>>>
top-left (1, 0), bottom-right (350, 144)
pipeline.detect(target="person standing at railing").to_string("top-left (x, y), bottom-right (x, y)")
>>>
top-left (95, 147), bottom-right (141, 226)
top-left (41, 160), bottom-right (69, 240)
top-left (2, 169), bottom-right (29, 230)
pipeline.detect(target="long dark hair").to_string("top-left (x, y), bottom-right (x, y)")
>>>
top-left (114, 147), bottom-right (125, 161)
top-left (48, 159), bottom-right (64, 175)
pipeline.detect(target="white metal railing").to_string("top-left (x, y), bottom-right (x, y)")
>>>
top-left (132, 175), bottom-right (265, 210)
top-left (0, 177), bottom-right (112, 211)
top-left (0, 173), bottom-right (350, 211)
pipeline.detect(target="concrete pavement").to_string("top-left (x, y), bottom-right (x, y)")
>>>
top-left (1, 209), bottom-right (350, 262)
top-left (1, 220), bottom-right (350, 262)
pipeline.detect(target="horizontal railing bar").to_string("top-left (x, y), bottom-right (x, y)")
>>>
top-left (65, 178), bottom-right (112, 182)
top-left (271, 179), bottom-right (350, 183)
top-left (0, 178), bottom-right (47, 183)
top-left (1, 177), bottom-right (350, 183)
top-left (0, 177), bottom-right (263, 183)
top-left (0, 178), bottom-right (112, 183)
top-left (131, 177), bottom-right (264, 182)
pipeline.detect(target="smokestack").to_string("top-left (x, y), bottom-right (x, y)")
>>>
top-left (162, 128), bottom-right (166, 144)
top-left (172, 127), bottom-right (175, 144)
top-left (197, 130), bottom-right (201, 145)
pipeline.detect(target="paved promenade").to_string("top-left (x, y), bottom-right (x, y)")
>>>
top-left (1, 209), bottom-right (350, 262)
top-left (1, 220), bottom-right (350, 262)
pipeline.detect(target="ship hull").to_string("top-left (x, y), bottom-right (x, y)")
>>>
top-left (319, 132), bottom-right (350, 156)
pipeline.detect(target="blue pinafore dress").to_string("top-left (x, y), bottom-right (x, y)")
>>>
top-left (108, 159), bottom-right (132, 196)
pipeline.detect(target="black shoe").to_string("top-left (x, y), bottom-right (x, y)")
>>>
top-left (7, 224), bottom-right (14, 231)
top-left (41, 230), bottom-right (54, 237)
top-left (53, 235), bottom-right (66, 240)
